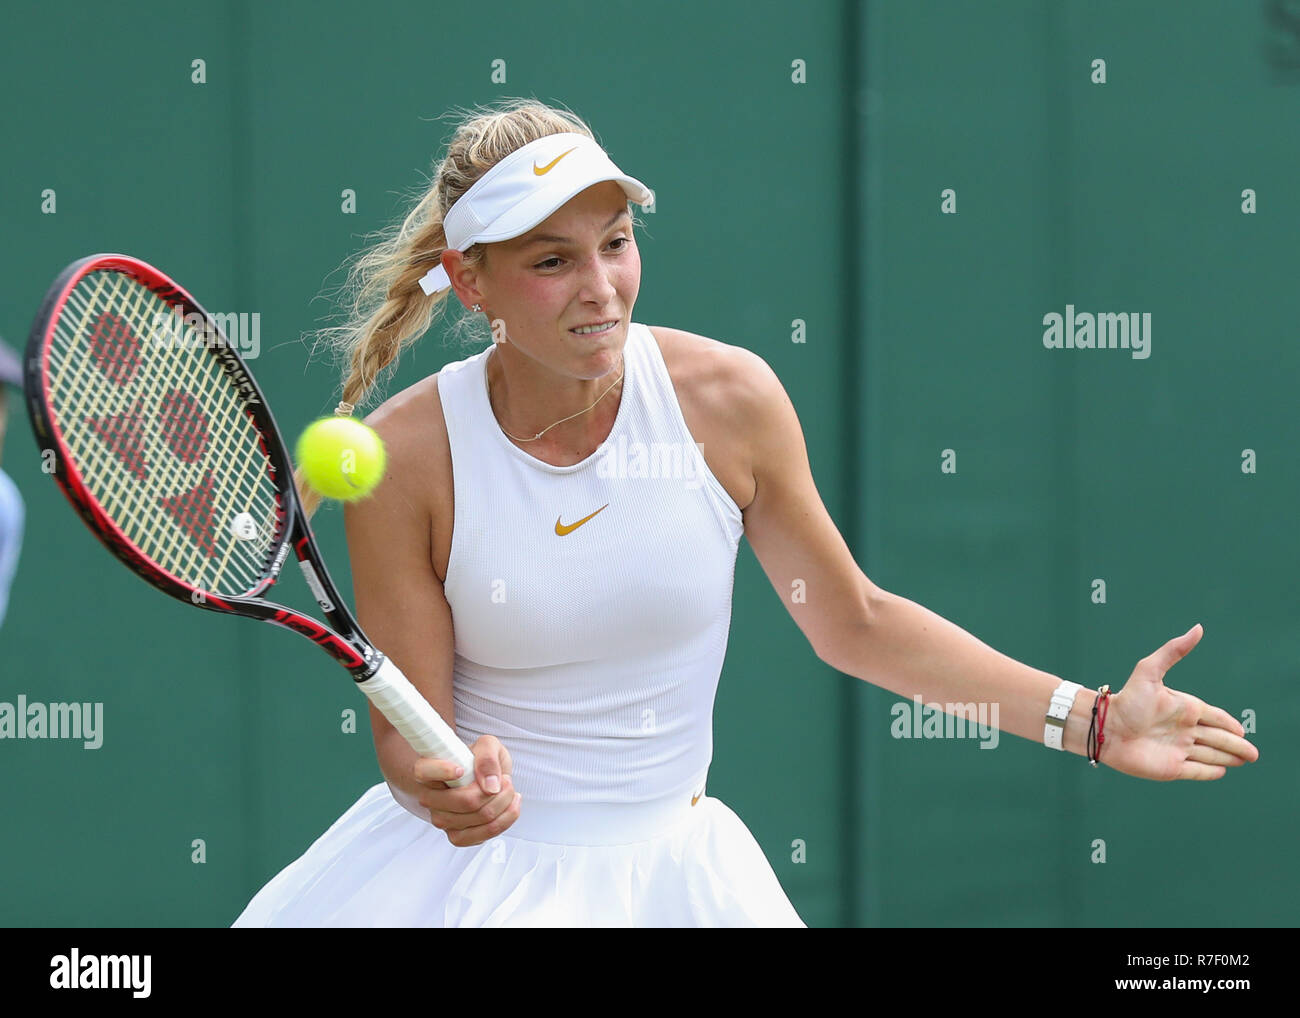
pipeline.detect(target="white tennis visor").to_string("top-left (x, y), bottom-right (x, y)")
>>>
top-left (418, 132), bottom-right (654, 296)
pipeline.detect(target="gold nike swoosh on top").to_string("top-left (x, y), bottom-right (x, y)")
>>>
top-left (534, 147), bottom-right (578, 175)
top-left (691, 792), bottom-right (702, 806)
top-left (555, 503), bottom-right (609, 536)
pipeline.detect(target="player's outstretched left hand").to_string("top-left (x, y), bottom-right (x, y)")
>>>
top-left (1101, 624), bottom-right (1260, 780)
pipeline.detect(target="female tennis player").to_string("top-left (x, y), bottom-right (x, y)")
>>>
top-left (232, 99), bottom-right (1258, 927)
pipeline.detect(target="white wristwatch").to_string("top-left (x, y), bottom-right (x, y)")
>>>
top-left (1044, 680), bottom-right (1083, 751)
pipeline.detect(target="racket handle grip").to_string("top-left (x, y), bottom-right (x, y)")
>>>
top-left (356, 657), bottom-right (476, 789)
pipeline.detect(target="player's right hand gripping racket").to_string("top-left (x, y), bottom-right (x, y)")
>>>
top-left (24, 253), bottom-right (475, 787)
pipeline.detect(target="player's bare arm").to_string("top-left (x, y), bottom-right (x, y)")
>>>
top-left (732, 344), bottom-right (1259, 780)
top-left (347, 387), bottom-right (520, 842)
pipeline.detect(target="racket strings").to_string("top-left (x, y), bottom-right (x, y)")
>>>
top-left (51, 273), bottom-right (270, 587)
top-left (44, 269), bottom-right (284, 597)
top-left (66, 273), bottom-right (278, 589)
top-left (54, 273), bottom-right (278, 591)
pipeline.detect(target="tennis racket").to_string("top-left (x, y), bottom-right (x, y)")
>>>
top-left (23, 252), bottom-right (475, 787)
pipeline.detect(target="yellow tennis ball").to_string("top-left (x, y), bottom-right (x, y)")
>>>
top-left (296, 417), bottom-right (387, 501)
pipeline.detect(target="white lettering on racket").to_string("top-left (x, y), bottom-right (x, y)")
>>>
top-left (211, 344), bottom-right (262, 405)
top-left (299, 559), bottom-right (335, 612)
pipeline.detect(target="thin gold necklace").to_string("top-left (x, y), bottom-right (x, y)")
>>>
top-left (486, 347), bottom-right (625, 443)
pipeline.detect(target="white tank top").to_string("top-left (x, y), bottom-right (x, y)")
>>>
top-left (436, 323), bottom-right (744, 803)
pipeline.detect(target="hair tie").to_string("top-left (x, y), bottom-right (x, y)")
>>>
top-left (335, 401), bottom-right (355, 417)
top-left (1088, 685), bottom-right (1112, 767)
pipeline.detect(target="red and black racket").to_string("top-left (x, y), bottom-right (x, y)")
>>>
top-left (24, 253), bottom-right (474, 786)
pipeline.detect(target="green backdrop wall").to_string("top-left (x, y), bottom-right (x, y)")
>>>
top-left (0, 0), bottom-right (1293, 928)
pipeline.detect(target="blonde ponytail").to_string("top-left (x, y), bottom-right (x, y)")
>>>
top-left (295, 97), bottom-right (598, 519)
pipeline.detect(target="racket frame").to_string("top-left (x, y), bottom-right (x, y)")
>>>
top-left (25, 253), bottom-right (384, 673)
top-left (28, 253), bottom-right (477, 781)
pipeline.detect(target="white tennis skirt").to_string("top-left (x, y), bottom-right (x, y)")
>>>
top-left (231, 776), bottom-right (806, 928)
